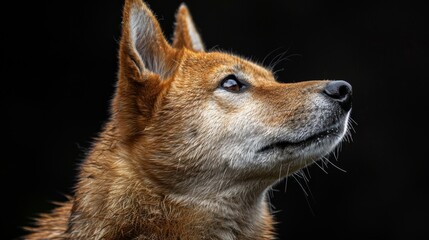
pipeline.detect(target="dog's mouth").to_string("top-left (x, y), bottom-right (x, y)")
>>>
top-left (257, 126), bottom-right (342, 153)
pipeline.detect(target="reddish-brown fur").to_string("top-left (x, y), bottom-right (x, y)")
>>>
top-left (24, 1), bottom-right (342, 239)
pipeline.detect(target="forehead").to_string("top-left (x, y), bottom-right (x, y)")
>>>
top-left (178, 50), bottom-right (275, 83)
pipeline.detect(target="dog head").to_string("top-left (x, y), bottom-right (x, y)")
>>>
top-left (112, 0), bottom-right (352, 193)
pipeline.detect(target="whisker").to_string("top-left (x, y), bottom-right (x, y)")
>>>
top-left (292, 174), bottom-right (308, 196)
top-left (266, 186), bottom-right (276, 212)
top-left (262, 47), bottom-right (284, 67)
top-left (332, 149), bottom-right (338, 161)
top-left (268, 48), bottom-right (290, 69)
top-left (334, 145), bottom-right (342, 161)
top-left (305, 166), bottom-right (312, 179)
top-left (312, 159), bottom-right (328, 174)
top-left (320, 157), bottom-right (330, 169)
top-left (292, 174), bottom-right (316, 216)
top-left (301, 171), bottom-right (314, 200)
top-left (208, 45), bottom-right (220, 51)
top-left (272, 68), bottom-right (285, 77)
top-left (301, 169), bottom-right (310, 183)
top-left (349, 117), bottom-right (358, 128)
top-left (284, 164), bottom-right (291, 192)
top-left (324, 156), bottom-right (347, 173)
top-left (270, 53), bottom-right (302, 73)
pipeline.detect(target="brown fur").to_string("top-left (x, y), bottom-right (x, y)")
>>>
top-left (24, 0), bottom-right (350, 239)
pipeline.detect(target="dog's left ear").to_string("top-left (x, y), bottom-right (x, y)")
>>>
top-left (172, 3), bottom-right (205, 52)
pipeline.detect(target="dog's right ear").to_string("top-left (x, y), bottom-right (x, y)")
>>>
top-left (113, 0), bottom-right (176, 138)
top-left (119, 0), bottom-right (175, 79)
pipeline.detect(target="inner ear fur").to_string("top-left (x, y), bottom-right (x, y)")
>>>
top-left (119, 0), bottom-right (176, 79)
top-left (112, 0), bottom-right (177, 139)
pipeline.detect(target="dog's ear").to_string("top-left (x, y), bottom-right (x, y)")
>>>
top-left (113, 0), bottom-right (176, 138)
top-left (119, 0), bottom-right (175, 79)
top-left (172, 3), bottom-right (205, 52)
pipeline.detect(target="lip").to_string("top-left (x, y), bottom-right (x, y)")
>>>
top-left (257, 126), bottom-right (341, 153)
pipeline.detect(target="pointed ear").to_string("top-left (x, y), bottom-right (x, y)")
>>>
top-left (172, 3), bottom-right (205, 52)
top-left (113, 0), bottom-right (176, 138)
top-left (119, 0), bottom-right (175, 79)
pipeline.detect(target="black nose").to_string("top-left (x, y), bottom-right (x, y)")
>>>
top-left (323, 80), bottom-right (352, 111)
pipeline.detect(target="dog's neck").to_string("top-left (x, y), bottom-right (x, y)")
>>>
top-left (145, 156), bottom-right (275, 239)
top-left (167, 186), bottom-right (273, 239)
top-left (68, 124), bottom-right (274, 239)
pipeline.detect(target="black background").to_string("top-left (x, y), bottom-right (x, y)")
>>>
top-left (2, 0), bottom-right (428, 239)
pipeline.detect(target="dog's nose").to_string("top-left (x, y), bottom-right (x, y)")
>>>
top-left (323, 80), bottom-right (352, 111)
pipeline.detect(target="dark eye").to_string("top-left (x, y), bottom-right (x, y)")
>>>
top-left (220, 75), bottom-right (247, 93)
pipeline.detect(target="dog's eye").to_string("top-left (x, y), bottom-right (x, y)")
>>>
top-left (220, 75), bottom-right (247, 93)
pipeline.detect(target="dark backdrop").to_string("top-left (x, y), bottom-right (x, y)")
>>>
top-left (2, 0), bottom-right (428, 239)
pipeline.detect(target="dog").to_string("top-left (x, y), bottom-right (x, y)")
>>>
top-left (24, 0), bottom-right (352, 239)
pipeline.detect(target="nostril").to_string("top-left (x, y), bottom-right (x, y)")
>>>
top-left (323, 80), bottom-right (352, 111)
top-left (338, 84), bottom-right (350, 99)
